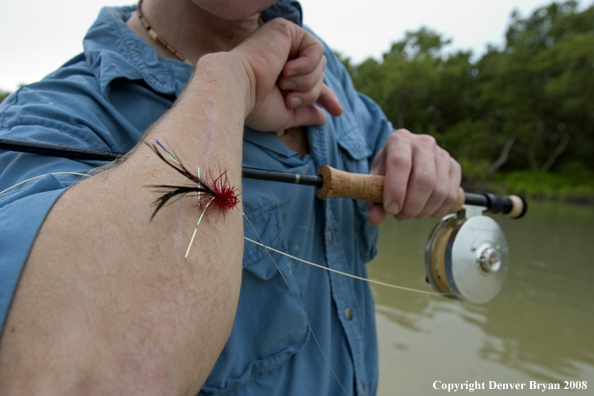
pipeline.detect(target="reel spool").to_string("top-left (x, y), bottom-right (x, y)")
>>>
top-left (425, 207), bottom-right (508, 304)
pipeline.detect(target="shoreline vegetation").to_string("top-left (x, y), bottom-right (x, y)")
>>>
top-left (462, 166), bottom-right (594, 205)
top-left (338, 1), bottom-right (594, 205)
top-left (2, 1), bottom-right (593, 204)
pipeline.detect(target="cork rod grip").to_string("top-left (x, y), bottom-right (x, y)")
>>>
top-left (315, 165), bottom-right (385, 202)
top-left (315, 165), bottom-right (466, 211)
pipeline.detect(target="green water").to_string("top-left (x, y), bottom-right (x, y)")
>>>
top-left (369, 202), bottom-right (594, 395)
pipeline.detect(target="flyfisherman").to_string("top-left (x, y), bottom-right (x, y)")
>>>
top-left (0, 1), bottom-right (461, 395)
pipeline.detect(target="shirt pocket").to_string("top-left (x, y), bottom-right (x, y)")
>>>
top-left (200, 199), bottom-right (310, 396)
top-left (335, 114), bottom-right (373, 175)
top-left (335, 120), bottom-right (380, 264)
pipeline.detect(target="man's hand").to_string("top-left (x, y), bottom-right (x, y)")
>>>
top-left (368, 129), bottom-right (462, 225)
top-left (231, 18), bottom-right (343, 132)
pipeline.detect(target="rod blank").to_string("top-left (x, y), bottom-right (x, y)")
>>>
top-left (0, 138), bottom-right (123, 161)
top-left (242, 167), bottom-right (322, 188)
top-left (0, 138), bottom-right (527, 218)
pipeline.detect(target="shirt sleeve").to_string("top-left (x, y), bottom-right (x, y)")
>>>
top-left (0, 177), bottom-right (72, 331)
top-left (0, 82), bottom-right (113, 332)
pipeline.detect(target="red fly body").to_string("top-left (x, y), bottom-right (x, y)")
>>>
top-left (147, 140), bottom-right (240, 220)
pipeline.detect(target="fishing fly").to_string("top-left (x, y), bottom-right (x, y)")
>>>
top-left (147, 140), bottom-right (241, 257)
top-left (147, 140), bottom-right (240, 218)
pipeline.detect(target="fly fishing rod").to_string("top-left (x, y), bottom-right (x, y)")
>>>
top-left (0, 138), bottom-right (526, 218)
top-left (1, 137), bottom-right (528, 303)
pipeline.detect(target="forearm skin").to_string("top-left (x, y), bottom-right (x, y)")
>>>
top-left (0, 53), bottom-right (250, 396)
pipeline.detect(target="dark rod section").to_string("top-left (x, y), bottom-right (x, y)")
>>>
top-left (465, 192), bottom-right (527, 218)
top-left (242, 167), bottom-right (323, 188)
top-left (0, 138), bottom-right (124, 161)
top-left (464, 193), bottom-right (494, 210)
top-left (0, 138), bottom-right (323, 187)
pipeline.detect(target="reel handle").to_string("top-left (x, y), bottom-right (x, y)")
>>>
top-left (315, 165), bottom-right (526, 218)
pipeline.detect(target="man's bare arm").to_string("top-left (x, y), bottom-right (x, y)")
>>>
top-left (0, 20), bottom-right (339, 396)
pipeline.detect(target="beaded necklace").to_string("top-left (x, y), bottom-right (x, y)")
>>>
top-left (136, 0), bottom-right (194, 65)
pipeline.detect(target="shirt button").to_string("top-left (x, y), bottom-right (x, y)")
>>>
top-left (328, 230), bottom-right (334, 244)
top-left (345, 307), bottom-right (353, 320)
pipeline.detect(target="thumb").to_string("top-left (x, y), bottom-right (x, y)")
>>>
top-left (290, 105), bottom-right (327, 127)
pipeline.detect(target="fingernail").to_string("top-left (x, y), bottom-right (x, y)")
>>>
top-left (387, 202), bottom-right (399, 214)
top-left (282, 80), bottom-right (296, 90)
top-left (290, 97), bottom-right (302, 108)
top-left (395, 214), bottom-right (409, 222)
top-left (285, 69), bottom-right (297, 77)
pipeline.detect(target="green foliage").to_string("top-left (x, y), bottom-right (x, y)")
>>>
top-left (496, 167), bottom-right (594, 200)
top-left (339, 1), bottom-right (594, 199)
top-left (0, 90), bottom-right (10, 104)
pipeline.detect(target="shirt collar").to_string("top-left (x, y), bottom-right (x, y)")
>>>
top-left (82, 5), bottom-right (192, 98)
top-left (260, 1), bottom-right (303, 26)
top-left (81, 2), bottom-right (303, 99)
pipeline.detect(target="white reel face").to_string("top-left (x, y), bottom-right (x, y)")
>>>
top-left (425, 210), bottom-right (509, 304)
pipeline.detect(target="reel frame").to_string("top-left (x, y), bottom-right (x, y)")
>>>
top-left (425, 206), bottom-right (509, 304)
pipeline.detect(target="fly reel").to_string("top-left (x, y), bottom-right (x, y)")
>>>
top-left (425, 206), bottom-right (509, 304)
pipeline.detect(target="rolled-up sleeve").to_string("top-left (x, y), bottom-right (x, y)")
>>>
top-left (0, 83), bottom-right (118, 332)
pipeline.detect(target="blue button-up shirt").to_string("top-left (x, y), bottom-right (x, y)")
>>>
top-left (0, 4), bottom-right (393, 395)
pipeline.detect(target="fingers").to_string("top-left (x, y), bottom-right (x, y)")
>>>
top-left (397, 136), bottom-right (437, 220)
top-left (280, 60), bottom-right (343, 117)
top-left (238, 18), bottom-right (342, 131)
top-left (407, 139), bottom-right (455, 219)
top-left (275, 25), bottom-right (342, 117)
top-left (283, 47), bottom-right (325, 78)
top-left (375, 129), bottom-right (461, 223)
top-left (281, 66), bottom-right (325, 109)
top-left (290, 103), bottom-right (328, 127)
top-left (283, 82), bottom-right (343, 117)
top-left (381, 130), bottom-right (413, 216)
top-left (435, 159), bottom-right (462, 217)
top-left (316, 85), bottom-right (343, 117)
top-left (409, 146), bottom-right (461, 220)
top-left (368, 203), bottom-right (387, 226)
